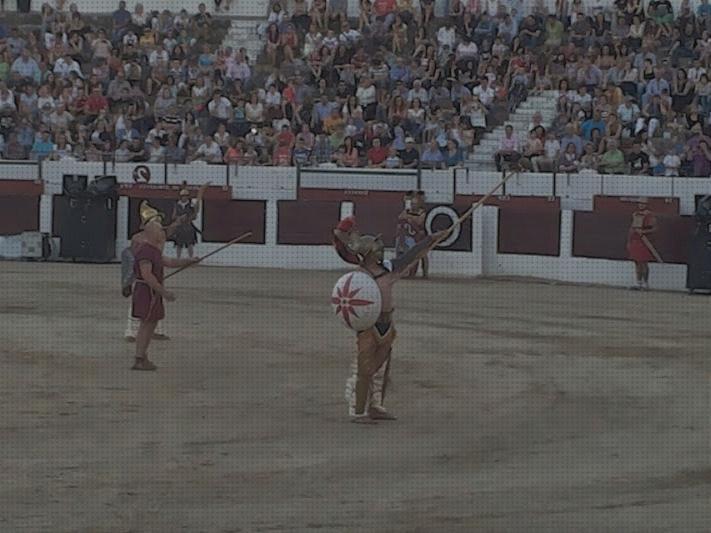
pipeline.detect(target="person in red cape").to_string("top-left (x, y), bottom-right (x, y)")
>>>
top-left (130, 201), bottom-right (197, 370)
top-left (626, 198), bottom-right (658, 290)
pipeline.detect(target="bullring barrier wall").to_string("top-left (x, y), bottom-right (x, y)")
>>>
top-left (0, 161), bottom-right (706, 291)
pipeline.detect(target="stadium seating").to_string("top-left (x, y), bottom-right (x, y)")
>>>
top-left (0, 0), bottom-right (710, 177)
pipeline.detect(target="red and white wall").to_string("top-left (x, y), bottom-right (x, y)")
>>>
top-left (0, 161), bottom-right (706, 291)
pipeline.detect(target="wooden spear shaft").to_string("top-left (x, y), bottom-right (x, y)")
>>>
top-left (456, 171), bottom-right (516, 225)
top-left (436, 171), bottom-right (517, 244)
top-left (165, 231), bottom-right (253, 280)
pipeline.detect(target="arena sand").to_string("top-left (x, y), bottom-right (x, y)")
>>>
top-left (0, 262), bottom-right (709, 532)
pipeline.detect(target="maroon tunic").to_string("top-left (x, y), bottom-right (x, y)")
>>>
top-left (131, 243), bottom-right (165, 321)
top-left (626, 211), bottom-right (655, 263)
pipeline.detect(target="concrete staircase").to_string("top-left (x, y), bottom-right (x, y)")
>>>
top-left (224, 0), bottom-right (270, 17)
top-left (467, 91), bottom-right (558, 172)
top-left (220, 0), bottom-right (270, 64)
top-left (223, 18), bottom-right (264, 64)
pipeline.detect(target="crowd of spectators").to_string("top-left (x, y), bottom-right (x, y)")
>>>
top-left (2, 0), bottom-right (711, 177)
top-left (0, 0), bottom-right (533, 169)
top-left (0, 0), bottom-right (243, 164)
top-left (491, 0), bottom-right (711, 177)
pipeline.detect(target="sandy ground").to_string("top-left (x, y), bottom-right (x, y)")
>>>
top-left (0, 261), bottom-right (709, 533)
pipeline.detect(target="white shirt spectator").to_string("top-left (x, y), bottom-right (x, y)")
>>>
top-left (264, 90), bottom-right (282, 107)
top-left (407, 86), bottom-right (429, 103)
top-left (356, 84), bottom-right (376, 106)
top-left (37, 95), bottom-right (56, 114)
top-left (194, 140), bottom-right (223, 163)
top-left (225, 58), bottom-right (250, 81)
top-left (472, 84), bottom-right (495, 107)
top-left (544, 138), bottom-right (561, 159)
top-left (689, 66), bottom-right (707, 83)
top-left (149, 48), bottom-right (170, 67)
top-left (123, 31), bottom-right (139, 47)
top-left (572, 92), bottom-right (593, 109)
top-left (456, 41), bottom-right (478, 60)
top-left (53, 57), bottom-right (83, 79)
top-left (48, 109), bottom-right (74, 131)
top-left (148, 144), bottom-right (166, 162)
top-left (617, 102), bottom-right (640, 123)
top-left (0, 90), bottom-right (16, 113)
top-left (663, 154), bottom-right (681, 176)
top-left (146, 126), bottom-right (167, 145)
top-left (208, 96), bottom-right (233, 120)
top-left (437, 25), bottom-right (457, 51)
top-left (339, 28), bottom-right (361, 46)
top-left (214, 130), bottom-right (230, 147)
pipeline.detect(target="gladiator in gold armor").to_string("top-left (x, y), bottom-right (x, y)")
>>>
top-left (334, 218), bottom-right (447, 423)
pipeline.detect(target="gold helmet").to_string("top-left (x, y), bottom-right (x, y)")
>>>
top-left (350, 233), bottom-right (385, 262)
top-left (139, 200), bottom-right (164, 227)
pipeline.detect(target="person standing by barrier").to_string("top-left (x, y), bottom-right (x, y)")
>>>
top-left (396, 191), bottom-right (429, 278)
top-left (627, 198), bottom-right (658, 290)
top-left (173, 182), bottom-right (209, 259)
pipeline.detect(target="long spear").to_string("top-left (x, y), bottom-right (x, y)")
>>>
top-left (437, 171), bottom-right (517, 243)
top-left (165, 231), bottom-right (253, 280)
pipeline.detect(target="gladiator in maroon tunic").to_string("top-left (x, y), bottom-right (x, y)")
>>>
top-left (131, 243), bottom-right (165, 322)
top-left (626, 209), bottom-right (656, 263)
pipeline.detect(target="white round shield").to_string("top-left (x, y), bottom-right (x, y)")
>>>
top-left (331, 271), bottom-right (382, 331)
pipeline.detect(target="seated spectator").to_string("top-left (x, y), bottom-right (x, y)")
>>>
top-left (559, 142), bottom-right (580, 173)
top-left (53, 53), bottom-right (83, 79)
top-left (311, 131), bottom-right (334, 165)
top-left (598, 139), bottom-right (628, 174)
top-left (191, 135), bottom-right (223, 163)
top-left (272, 135), bottom-right (292, 166)
top-left (532, 131), bottom-right (561, 172)
top-left (147, 138), bottom-right (166, 162)
top-left (30, 130), bottom-right (55, 160)
top-left (495, 125), bottom-right (521, 171)
top-left (444, 139), bottom-right (463, 167)
top-left (579, 143), bottom-right (600, 173)
top-left (662, 146), bottom-right (682, 176)
top-left (165, 135), bottom-right (186, 163)
top-left (1, 133), bottom-right (27, 160)
top-left (0, 85), bottom-right (16, 113)
top-left (581, 110), bottom-right (606, 141)
top-left (627, 142), bottom-right (651, 175)
top-left (48, 104), bottom-right (73, 133)
top-left (341, 136), bottom-right (360, 167)
top-left (292, 137), bottom-right (311, 166)
top-left (687, 138), bottom-right (711, 177)
top-left (367, 137), bottom-right (388, 167)
top-left (399, 136), bottom-right (419, 168)
top-left (421, 139), bottom-right (444, 169)
top-left (522, 128), bottom-right (545, 171)
top-left (384, 145), bottom-right (402, 168)
top-left (11, 49), bottom-right (41, 85)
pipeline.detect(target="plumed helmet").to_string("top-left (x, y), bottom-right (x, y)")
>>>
top-left (139, 200), bottom-right (164, 227)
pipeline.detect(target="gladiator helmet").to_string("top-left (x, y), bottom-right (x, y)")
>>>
top-left (139, 200), bottom-right (164, 227)
top-left (350, 233), bottom-right (385, 263)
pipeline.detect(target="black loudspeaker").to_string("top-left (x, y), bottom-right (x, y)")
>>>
top-left (88, 175), bottom-right (118, 196)
top-left (63, 174), bottom-right (88, 196)
top-left (57, 195), bottom-right (117, 262)
top-left (686, 217), bottom-right (711, 292)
